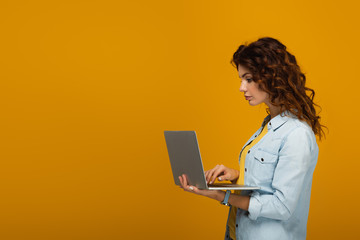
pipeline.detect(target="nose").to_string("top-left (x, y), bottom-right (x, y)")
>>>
top-left (239, 81), bottom-right (246, 92)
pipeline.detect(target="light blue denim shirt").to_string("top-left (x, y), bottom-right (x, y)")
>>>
top-left (225, 112), bottom-right (319, 240)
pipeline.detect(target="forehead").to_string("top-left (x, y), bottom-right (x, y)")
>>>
top-left (237, 64), bottom-right (252, 77)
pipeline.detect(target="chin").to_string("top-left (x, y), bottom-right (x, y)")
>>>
top-left (248, 101), bottom-right (258, 106)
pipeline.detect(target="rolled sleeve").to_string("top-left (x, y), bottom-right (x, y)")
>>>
top-left (248, 191), bottom-right (262, 220)
top-left (247, 126), bottom-right (315, 221)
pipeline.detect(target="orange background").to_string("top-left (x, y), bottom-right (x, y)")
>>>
top-left (0, 0), bottom-right (359, 239)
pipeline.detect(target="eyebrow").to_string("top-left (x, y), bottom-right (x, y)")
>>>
top-left (240, 72), bottom-right (251, 78)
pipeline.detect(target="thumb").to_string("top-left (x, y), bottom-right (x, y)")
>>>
top-left (218, 173), bottom-right (230, 181)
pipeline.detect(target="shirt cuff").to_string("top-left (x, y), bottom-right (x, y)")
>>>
top-left (248, 192), bottom-right (262, 220)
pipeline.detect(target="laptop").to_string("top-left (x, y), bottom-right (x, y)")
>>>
top-left (164, 131), bottom-right (260, 190)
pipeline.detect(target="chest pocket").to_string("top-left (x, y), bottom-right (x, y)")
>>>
top-left (252, 149), bottom-right (278, 182)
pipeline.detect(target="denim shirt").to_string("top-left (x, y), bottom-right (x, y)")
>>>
top-left (224, 113), bottom-right (319, 240)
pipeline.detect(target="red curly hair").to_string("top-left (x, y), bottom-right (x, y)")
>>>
top-left (231, 37), bottom-right (325, 140)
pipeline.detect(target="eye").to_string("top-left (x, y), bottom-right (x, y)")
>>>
top-left (246, 78), bottom-right (253, 82)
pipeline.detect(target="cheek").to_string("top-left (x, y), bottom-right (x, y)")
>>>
top-left (253, 88), bottom-right (268, 102)
top-left (261, 92), bottom-right (269, 100)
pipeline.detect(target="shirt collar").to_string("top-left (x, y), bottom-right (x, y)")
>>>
top-left (264, 111), bottom-right (295, 131)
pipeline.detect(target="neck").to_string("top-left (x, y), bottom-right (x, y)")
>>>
top-left (268, 104), bottom-right (281, 119)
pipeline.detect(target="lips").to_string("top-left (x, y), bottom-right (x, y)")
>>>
top-left (245, 96), bottom-right (252, 100)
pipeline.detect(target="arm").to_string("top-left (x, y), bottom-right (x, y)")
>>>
top-left (247, 127), bottom-right (316, 221)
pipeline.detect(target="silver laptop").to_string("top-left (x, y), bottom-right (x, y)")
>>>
top-left (164, 131), bottom-right (260, 190)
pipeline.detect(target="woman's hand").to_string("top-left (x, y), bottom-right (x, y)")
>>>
top-left (179, 174), bottom-right (250, 211)
top-left (178, 174), bottom-right (224, 201)
top-left (205, 165), bottom-right (239, 184)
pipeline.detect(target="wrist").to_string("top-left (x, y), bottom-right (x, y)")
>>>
top-left (217, 191), bottom-right (226, 202)
top-left (220, 190), bottom-right (231, 206)
top-left (234, 169), bottom-right (240, 179)
top-left (230, 170), bottom-right (239, 183)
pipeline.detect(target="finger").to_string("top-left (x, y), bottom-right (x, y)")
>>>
top-left (180, 175), bottom-right (189, 192)
top-left (190, 186), bottom-right (199, 194)
top-left (205, 169), bottom-right (215, 183)
top-left (182, 174), bottom-right (195, 192)
top-left (205, 169), bottom-right (211, 183)
top-left (181, 174), bottom-right (188, 187)
top-left (218, 169), bottom-right (231, 181)
top-left (210, 165), bottom-right (226, 184)
top-left (205, 170), bottom-right (211, 183)
top-left (207, 165), bottom-right (220, 183)
top-left (217, 175), bottom-right (225, 181)
top-left (220, 172), bottom-right (231, 181)
top-left (178, 176), bottom-right (184, 189)
top-left (212, 166), bottom-right (227, 183)
top-left (218, 173), bottom-right (230, 181)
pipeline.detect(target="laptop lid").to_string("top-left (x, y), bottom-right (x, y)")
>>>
top-left (164, 131), bottom-right (208, 189)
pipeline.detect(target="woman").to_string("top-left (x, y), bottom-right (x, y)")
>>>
top-left (179, 37), bottom-right (325, 240)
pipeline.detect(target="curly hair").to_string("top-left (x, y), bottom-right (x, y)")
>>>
top-left (231, 37), bottom-right (325, 140)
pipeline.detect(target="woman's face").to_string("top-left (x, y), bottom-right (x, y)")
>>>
top-left (238, 64), bottom-right (269, 106)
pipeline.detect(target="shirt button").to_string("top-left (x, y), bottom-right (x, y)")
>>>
top-left (248, 150), bottom-right (250, 154)
top-left (261, 158), bottom-right (264, 162)
top-left (269, 122), bottom-right (272, 125)
top-left (255, 135), bottom-right (257, 137)
top-left (236, 224), bottom-right (238, 227)
top-left (245, 168), bottom-right (247, 172)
